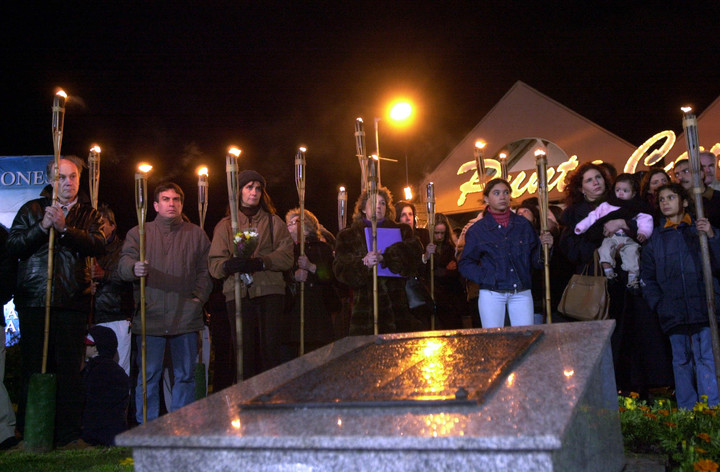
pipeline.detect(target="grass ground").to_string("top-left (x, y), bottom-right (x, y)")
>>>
top-left (0, 446), bottom-right (134, 472)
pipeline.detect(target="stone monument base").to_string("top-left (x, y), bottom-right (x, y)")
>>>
top-left (117, 321), bottom-right (624, 471)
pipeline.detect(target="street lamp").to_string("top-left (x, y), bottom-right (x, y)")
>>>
top-left (374, 100), bottom-right (414, 185)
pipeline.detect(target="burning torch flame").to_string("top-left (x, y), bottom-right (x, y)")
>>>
top-left (475, 140), bottom-right (486, 150)
top-left (228, 147), bottom-right (241, 157)
top-left (198, 167), bottom-right (208, 176)
top-left (138, 163), bottom-right (153, 173)
top-left (90, 145), bottom-right (101, 153)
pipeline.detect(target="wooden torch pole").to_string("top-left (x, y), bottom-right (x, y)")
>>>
top-left (295, 146), bottom-right (307, 355)
top-left (535, 149), bottom-right (552, 324)
top-left (682, 106), bottom-right (720, 390)
top-left (135, 163), bottom-right (152, 423)
top-left (225, 147), bottom-right (243, 382)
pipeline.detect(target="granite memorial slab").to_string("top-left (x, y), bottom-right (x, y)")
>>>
top-left (117, 320), bottom-right (624, 471)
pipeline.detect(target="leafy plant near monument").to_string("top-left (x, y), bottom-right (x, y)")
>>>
top-left (619, 393), bottom-right (719, 471)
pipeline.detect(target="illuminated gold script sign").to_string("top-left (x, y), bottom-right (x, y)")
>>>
top-left (456, 131), bottom-right (720, 207)
top-left (458, 155), bottom-right (578, 206)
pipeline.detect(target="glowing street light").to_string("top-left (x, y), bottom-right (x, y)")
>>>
top-left (374, 99), bottom-right (414, 185)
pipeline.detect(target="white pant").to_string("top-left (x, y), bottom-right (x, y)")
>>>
top-left (478, 289), bottom-right (534, 328)
top-left (97, 319), bottom-right (132, 376)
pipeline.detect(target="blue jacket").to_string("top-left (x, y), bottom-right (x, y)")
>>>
top-left (458, 212), bottom-right (544, 292)
top-left (640, 216), bottom-right (720, 334)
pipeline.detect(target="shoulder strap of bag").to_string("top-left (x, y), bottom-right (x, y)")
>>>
top-left (593, 250), bottom-right (600, 275)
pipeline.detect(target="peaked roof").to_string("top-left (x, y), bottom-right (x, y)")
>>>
top-left (422, 81), bottom-right (637, 215)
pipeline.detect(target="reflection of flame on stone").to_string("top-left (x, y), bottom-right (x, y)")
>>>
top-left (420, 413), bottom-right (464, 438)
top-left (337, 417), bottom-right (343, 428)
top-left (231, 419), bottom-right (241, 430)
top-left (506, 372), bottom-right (516, 388)
top-left (410, 338), bottom-right (452, 400)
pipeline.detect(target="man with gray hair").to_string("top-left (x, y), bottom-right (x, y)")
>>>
top-left (7, 155), bottom-right (105, 447)
top-left (700, 151), bottom-right (720, 191)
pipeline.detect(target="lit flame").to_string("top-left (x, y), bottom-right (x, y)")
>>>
top-left (475, 140), bottom-right (486, 150)
top-left (56, 90), bottom-right (67, 98)
top-left (198, 167), bottom-right (208, 177)
top-left (534, 149), bottom-right (546, 157)
top-left (681, 106), bottom-right (693, 114)
top-left (339, 186), bottom-right (346, 192)
top-left (499, 152), bottom-right (507, 160)
top-left (299, 146), bottom-right (307, 153)
top-left (90, 145), bottom-right (101, 153)
top-left (231, 418), bottom-right (241, 429)
top-left (228, 147), bottom-right (241, 157)
top-left (404, 186), bottom-right (413, 200)
top-left (138, 163), bottom-right (152, 173)
top-left (371, 154), bottom-right (379, 161)
top-left (356, 117), bottom-right (364, 123)
top-left (564, 369), bottom-right (574, 378)
top-left (337, 418), bottom-right (343, 427)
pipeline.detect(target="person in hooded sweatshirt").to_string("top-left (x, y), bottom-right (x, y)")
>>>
top-left (81, 325), bottom-right (129, 445)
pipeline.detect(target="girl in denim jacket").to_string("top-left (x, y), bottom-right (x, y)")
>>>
top-left (458, 179), bottom-right (553, 328)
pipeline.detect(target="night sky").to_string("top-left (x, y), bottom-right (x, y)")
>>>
top-left (3, 1), bottom-right (720, 234)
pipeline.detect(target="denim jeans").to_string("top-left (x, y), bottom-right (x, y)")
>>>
top-left (477, 289), bottom-right (534, 328)
top-left (669, 326), bottom-right (720, 409)
top-left (135, 332), bottom-right (197, 423)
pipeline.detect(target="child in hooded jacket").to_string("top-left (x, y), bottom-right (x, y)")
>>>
top-left (641, 183), bottom-right (720, 409)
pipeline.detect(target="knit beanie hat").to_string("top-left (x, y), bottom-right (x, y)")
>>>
top-left (87, 325), bottom-right (118, 359)
top-left (237, 170), bottom-right (266, 190)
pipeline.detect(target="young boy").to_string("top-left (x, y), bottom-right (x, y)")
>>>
top-left (640, 183), bottom-right (720, 409)
top-left (82, 325), bottom-right (129, 445)
top-left (574, 173), bottom-right (653, 288)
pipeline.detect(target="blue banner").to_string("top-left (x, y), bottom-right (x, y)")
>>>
top-left (0, 155), bottom-right (52, 228)
top-left (1, 155), bottom-right (52, 345)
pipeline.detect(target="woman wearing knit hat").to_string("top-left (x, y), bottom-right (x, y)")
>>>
top-left (208, 170), bottom-right (295, 380)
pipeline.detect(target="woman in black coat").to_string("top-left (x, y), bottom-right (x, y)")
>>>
top-left (285, 208), bottom-right (337, 354)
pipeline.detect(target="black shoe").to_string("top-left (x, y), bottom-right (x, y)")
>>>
top-left (0, 436), bottom-right (20, 450)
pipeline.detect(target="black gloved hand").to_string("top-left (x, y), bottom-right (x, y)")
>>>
top-left (381, 242), bottom-right (416, 277)
top-left (223, 257), bottom-right (264, 275)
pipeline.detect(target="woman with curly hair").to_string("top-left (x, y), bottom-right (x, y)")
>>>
top-left (333, 187), bottom-right (425, 334)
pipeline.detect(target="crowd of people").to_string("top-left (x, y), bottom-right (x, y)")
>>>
top-left (1, 151), bottom-right (720, 449)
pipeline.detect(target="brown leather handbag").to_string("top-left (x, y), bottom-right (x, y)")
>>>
top-left (557, 252), bottom-right (610, 321)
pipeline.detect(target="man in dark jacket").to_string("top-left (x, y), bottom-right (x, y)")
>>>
top-left (119, 182), bottom-right (212, 423)
top-left (7, 155), bottom-right (105, 446)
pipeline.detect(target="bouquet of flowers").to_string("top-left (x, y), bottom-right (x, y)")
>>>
top-left (233, 228), bottom-right (259, 285)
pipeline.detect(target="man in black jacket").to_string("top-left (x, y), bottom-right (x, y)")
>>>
top-left (7, 155), bottom-right (105, 447)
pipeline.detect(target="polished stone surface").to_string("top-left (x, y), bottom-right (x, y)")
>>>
top-left (242, 330), bottom-right (542, 408)
top-left (117, 321), bottom-right (624, 471)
